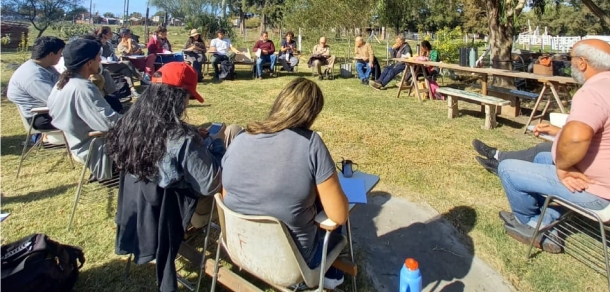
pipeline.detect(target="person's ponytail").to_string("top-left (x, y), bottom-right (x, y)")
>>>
top-left (56, 70), bottom-right (75, 90)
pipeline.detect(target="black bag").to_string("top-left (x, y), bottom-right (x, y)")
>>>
top-left (1, 234), bottom-right (85, 292)
top-left (219, 60), bottom-right (235, 80)
top-left (111, 73), bottom-right (132, 101)
top-left (371, 56), bottom-right (381, 81)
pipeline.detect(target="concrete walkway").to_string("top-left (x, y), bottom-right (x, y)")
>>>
top-left (350, 191), bottom-right (515, 292)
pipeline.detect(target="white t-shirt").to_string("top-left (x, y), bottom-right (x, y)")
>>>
top-left (210, 38), bottom-right (232, 55)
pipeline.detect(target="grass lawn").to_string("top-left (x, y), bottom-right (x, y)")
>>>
top-left (1, 25), bottom-right (607, 292)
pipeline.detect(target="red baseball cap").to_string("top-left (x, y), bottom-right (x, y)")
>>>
top-left (151, 62), bottom-right (204, 103)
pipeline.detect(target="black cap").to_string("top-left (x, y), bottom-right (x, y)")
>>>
top-left (63, 39), bottom-right (101, 70)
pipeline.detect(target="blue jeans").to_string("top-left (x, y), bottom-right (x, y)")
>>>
top-left (356, 62), bottom-right (371, 80)
top-left (378, 63), bottom-right (406, 87)
top-left (256, 54), bottom-right (277, 77)
top-left (307, 227), bottom-right (344, 280)
top-left (498, 152), bottom-right (609, 228)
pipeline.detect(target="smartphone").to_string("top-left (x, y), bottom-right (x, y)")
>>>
top-left (208, 123), bottom-right (223, 135)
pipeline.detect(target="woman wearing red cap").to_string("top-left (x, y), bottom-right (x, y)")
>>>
top-left (106, 62), bottom-right (242, 292)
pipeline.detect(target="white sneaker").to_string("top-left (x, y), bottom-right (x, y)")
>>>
top-left (323, 275), bottom-right (344, 290)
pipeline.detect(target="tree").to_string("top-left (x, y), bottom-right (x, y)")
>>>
top-left (284, 0), bottom-right (375, 31)
top-left (153, 10), bottom-right (167, 17)
top-left (10, 0), bottom-right (78, 38)
top-left (66, 6), bottom-right (88, 22)
top-left (130, 12), bottom-right (143, 18)
top-left (103, 12), bottom-right (115, 18)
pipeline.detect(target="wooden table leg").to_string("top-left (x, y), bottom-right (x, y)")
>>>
top-left (410, 65), bottom-right (422, 102)
top-left (421, 65), bottom-right (431, 100)
top-left (523, 84), bottom-right (548, 134)
top-left (548, 82), bottom-right (567, 113)
top-left (480, 74), bottom-right (489, 113)
top-left (483, 104), bottom-right (497, 130)
top-left (395, 63), bottom-right (410, 99)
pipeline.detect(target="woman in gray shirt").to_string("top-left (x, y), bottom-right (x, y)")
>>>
top-left (221, 77), bottom-right (349, 289)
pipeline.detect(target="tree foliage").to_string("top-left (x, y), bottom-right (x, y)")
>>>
top-left (9, 0), bottom-right (78, 38)
top-left (103, 12), bottom-right (115, 18)
top-left (283, 0), bottom-right (375, 30)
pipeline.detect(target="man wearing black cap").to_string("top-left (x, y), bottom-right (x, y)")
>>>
top-left (48, 38), bottom-right (121, 180)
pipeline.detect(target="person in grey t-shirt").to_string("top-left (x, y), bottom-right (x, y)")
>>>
top-left (7, 36), bottom-right (65, 130)
top-left (48, 39), bottom-right (120, 180)
top-left (221, 77), bottom-right (349, 289)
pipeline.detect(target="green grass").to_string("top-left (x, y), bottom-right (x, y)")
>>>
top-left (1, 26), bottom-right (608, 292)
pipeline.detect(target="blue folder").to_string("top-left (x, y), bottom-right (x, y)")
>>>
top-left (339, 177), bottom-right (367, 204)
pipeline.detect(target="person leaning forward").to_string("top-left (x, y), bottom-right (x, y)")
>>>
top-left (308, 37), bottom-right (336, 80)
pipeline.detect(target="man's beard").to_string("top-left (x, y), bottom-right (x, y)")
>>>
top-left (571, 63), bottom-right (586, 85)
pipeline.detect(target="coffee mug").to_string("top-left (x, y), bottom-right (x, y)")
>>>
top-left (336, 158), bottom-right (359, 178)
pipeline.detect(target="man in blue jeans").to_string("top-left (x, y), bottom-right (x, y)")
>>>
top-left (370, 35), bottom-right (412, 89)
top-left (253, 31), bottom-right (277, 79)
top-left (497, 39), bottom-right (610, 254)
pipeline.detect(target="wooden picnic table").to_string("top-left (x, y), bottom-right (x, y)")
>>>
top-left (393, 58), bottom-right (579, 131)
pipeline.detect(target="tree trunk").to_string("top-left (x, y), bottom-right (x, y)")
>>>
top-left (239, 12), bottom-right (245, 35)
top-left (486, 0), bottom-right (514, 87)
top-left (581, 0), bottom-right (610, 27)
top-left (260, 13), bottom-right (266, 34)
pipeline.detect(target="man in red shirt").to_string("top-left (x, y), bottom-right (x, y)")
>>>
top-left (497, 39), bottom-right (610, 253)
top-left (253, 31), bottom-right (276, 79)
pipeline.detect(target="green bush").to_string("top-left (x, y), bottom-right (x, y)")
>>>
top-left (50, 23), bottom-right (95, 40)
top-left (185, 14), bottom-right (234, 41)
top-left (426, 26), bottom-right (485, 64)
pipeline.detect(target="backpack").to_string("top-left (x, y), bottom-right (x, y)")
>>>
top-left (219, 60), bottom-right (235, 80)
top-left (111, 73), bottom-right (132, 101)
top-left (1, 234), bottom-right (86, 292)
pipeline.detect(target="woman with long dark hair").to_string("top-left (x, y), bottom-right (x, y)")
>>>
top-left (107, 62), bottom-right (242, 292)
top-left (221, 77), bottom-right (349, 289)
top-left (183, 29), bottom-right (207, 82)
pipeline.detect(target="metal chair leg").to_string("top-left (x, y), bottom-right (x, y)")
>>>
top-left (67, 162), bottom-right (88, 231)
top-left (597, 216), bottom-right (610, 290)
top-left (195, 199), bottom-right (217, 292)
top-left (63, 133), bottom-right (75, 169)
top-left (210, 232), bottom-right (223, 292)
top-left (318, 230), bottom-right (331, 292)
top-left (527, 196), bottom-right (553, 258)
top-left (16, 121), bottom-right (36, 178)
top-left (346, 219), bottom-right (357, 292)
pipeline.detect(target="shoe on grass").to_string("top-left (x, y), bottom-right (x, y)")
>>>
top-left (503, 221), bottom-right (562, 254)
top-left (472, 139), bottom-right (497, 159)
top-left (475, 156), bottom-right (499, 176)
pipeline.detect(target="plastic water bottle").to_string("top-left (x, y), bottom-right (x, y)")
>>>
top-left (399, 258), bottom-right (422, 292)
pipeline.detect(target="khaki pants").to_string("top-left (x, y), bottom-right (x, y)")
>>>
top-left (313, 55), bottom-right (336, 75)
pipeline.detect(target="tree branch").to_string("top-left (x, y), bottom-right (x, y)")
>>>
top-left (580, 0), bottom-right (610, 27)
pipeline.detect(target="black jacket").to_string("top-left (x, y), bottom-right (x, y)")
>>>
top-left (392, 43), bottom-right (413, 58)
top-left (115, 172), bottom-right (199, 292)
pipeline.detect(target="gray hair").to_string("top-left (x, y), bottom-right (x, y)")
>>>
top-left (573, 43), bottom-right (610, 71)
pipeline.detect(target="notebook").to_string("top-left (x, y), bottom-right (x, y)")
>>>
top-left (339, 177), bottom-right (367, 204)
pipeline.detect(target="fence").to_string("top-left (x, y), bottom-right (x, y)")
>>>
top-left (517, 34), bottom-right (610, 52)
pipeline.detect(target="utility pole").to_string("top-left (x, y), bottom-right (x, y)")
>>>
top-left (221, 0), bottom-right (227, 19)
top-left (89, 0), bottom-right (93, 24)
top-left (123, 0), bottom-right (130, 27)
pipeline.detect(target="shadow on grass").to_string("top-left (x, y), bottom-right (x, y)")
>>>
top-left (76, 258), bottom-right (161, 292)
top-left (352, 191), bottom-right (477, 292)
top-left (1, 134), bottom-right (27, 156)
top-left (2, 183), bottom-right (77, 211)
top-left (459, 109), bottom-right (525, 130)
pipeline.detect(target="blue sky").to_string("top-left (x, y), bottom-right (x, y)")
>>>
top-left (92, 0), bottom-right (158, 17)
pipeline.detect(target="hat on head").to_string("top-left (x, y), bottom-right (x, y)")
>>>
top-left (151, 62), bottom-right (204, 103)
top-left (190, 29), bottom-right (200, 37)
top-left (63, 39), bottom-right (101, 70)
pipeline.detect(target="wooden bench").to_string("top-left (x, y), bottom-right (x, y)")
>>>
top-left (436, 87), bottom-right (511, 130)
top-left (471, 84), bottom-right (542, 117)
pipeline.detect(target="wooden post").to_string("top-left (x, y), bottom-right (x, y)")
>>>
top-left (448, 96), bottom-right (458, 118)
top-left (483, 104), bottom-right (497, 130)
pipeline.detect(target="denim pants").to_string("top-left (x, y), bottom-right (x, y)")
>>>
top-left (256, 54), bottom-right (277, 77)
top-left (356, 62), bottom-right (371, 80)
top-left (378, 63), bottom-right (406, 87)
top-left (498, 152), bottom-right (609, 227)
top-left (307, 226), bottom-right (344, 280)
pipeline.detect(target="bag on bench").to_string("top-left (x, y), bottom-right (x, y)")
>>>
top-left (1, 234), bottom-right (86, 292)
top-left (219, 60), bottom-right (235, 80)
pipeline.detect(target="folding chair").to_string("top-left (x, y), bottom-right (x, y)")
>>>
top-left (528, 196), bottom-right (610, 290)
top-left (67, 131), bottom-right (119, 231)
top-left (210, 193), bottom-right (349, 292)
top-left (16, 107), bottom-right (74, 178)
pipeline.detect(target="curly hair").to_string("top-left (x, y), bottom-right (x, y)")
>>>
top-left (105, 76), bottom-right (198, 181)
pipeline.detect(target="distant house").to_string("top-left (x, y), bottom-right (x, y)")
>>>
top-left (102, 17), bottom-right (118, 25)
top-left (0, 21), bottom-right (29, 49)
top-left (170, 18), bottom-right (183, 26)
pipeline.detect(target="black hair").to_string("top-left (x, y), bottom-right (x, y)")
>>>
top-left (95, 26), bottom-right (112, 39)
top-left (216, 29), bottom-right (225, 34)
top-left (31, 36), bottom-right (66, 60)
top-left (119, 28), bottom-right (132, 37)
top-left (261, 31), bottom-right (268, 36)
top-left (421, 40), bottom-right (432, 51)
top-left (105, 75), bottom-right (198, 181)
top-left (285, 31), bottom-right (294, 38)
top-left (154, 26), bottom-right (168, 34)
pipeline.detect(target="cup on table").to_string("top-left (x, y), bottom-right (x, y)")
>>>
top-left (336, 158), bottom-right (358, 178)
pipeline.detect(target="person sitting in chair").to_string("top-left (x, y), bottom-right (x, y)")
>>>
top-left (209, 29), bottom-right (242, 80)
top-left (183, 29), bottom-right (207, 82)
top-left (47, 39), bottom-right (121, 180)
top-left (222, 78), bottom-right (349, 289)
top-left (370, 35), bottom-right (412, 89)
top-left (308, 37), bottom-right (336, 80)
top-left (496, 39), bottom-right (610, 254)
top-left (253, 31), bottom-right (277, 79)
top-left (7, 36), bottom-right (65, 130)
top-left (278, 31), bottom-right (300, 72)
top-left (117, 28), bottom-right (156, 82)
top-left (354, 36), bottom-right (375, 85)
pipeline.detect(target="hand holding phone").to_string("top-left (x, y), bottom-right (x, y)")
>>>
top-left (207, 123), bottom-right (226, 142)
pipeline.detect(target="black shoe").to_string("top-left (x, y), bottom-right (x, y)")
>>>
top-left (499, 211), bottom-right (518, 227)
top-left (503, 222), bottom-right (563, 254)
top-left (475, 156), bottom-right (499, 176)
top-left (318, 75), bottom-right (324, 80)
top-left (472, 139), bottom-right (497, 159)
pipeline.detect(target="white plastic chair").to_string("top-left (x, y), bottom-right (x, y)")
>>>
top-left (16, 107), bottom-right (74, 178)
top-left (210, 193), bottom-right (348, 291)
